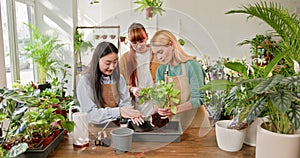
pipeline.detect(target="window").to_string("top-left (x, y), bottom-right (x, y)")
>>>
top-left (1, 0), bottom-right (35, 88)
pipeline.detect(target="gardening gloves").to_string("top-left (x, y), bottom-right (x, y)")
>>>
top-left (120, 106), bottom-right (144, 125)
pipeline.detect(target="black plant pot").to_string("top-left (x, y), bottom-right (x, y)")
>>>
top-left (38, 82), bottom-right (51, 92)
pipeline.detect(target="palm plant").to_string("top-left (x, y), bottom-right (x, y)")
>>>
top-left (24, 23), bottom-right (64, 84)
top-left (226, 1), bottom-right (300, 77)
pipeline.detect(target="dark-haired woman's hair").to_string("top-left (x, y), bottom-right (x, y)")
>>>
top-left (127, 22), bottom-right (148, 87)
top-left (85, 41), bottom-right (120, 107)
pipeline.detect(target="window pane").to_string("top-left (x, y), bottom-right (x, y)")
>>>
top-left (1, 0), bottom-right (11, 87)
top-left (15, 1), bottom-right (34, 86)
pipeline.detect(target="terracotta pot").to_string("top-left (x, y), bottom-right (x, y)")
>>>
top-left (145, 7), bottom-right (153, 18)
top-left (42, 134), bottom-right (54, 149)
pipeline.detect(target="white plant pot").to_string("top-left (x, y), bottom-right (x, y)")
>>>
top-left (256, 125), bottom-right (300, 158)
top-left (215, 120), bottom-right (247, 152)
top-left (243, 118), bottom-right (264, 146)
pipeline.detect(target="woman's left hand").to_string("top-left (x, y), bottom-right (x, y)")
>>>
top-left (130, 116), bottom-right (144, 126)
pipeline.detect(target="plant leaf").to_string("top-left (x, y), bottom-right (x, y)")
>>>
top-left (286, 103), bottom-right (300, 131)
top-left (224, 62), bottom-right (248, 77)
top-left (252, 75), bottom-right (284, 94)
top-left (200, 79), bottom-right (235, 91)
top-left (271, 90), bottom-right (292, 113)
top-left (246, 96), bottom-right (268, 124)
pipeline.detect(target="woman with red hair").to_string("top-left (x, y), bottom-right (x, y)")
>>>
top-left (119, 22), bottom-right (160, 120)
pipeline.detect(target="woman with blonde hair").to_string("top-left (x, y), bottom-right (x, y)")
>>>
top-left (150, 29), bottom-right (208, 130)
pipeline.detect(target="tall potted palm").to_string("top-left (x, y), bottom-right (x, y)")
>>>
top-left (226, 1), bottom-right (300, 158)
top-left (24, 24), bottom-right (64, 91)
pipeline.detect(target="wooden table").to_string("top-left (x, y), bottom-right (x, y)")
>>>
top-left (49, 126), bottom-right (255, 158)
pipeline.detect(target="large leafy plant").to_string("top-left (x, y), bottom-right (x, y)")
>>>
top-left (140, 81), bottom-right (180, 114)
top-left (244, 75), bottom-right (300, 134)
top-left (224, 1), bottom-right (300, 134)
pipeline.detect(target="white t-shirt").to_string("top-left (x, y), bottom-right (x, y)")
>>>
top-left (135, 50), bottom-right (154, 119)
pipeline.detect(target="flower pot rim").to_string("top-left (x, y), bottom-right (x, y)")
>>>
top-left (259, 124), bottom-right (300, 137)
top-left (110, 127), bottom-right (134, 137)
top-left (215, 120), bottom-right (246, 131)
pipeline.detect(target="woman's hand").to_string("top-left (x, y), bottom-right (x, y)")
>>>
top-left (130, 87), bottom-right (142, 97)
top-left (158, 107), bottom-right (174, 119)
top-left (120, 106), bottom-right (144, 125)
top-left (120, 106), bottom-right (143, 118)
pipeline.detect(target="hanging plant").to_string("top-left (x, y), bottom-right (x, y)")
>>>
top-left (134, 0), bottom-right (166, 19)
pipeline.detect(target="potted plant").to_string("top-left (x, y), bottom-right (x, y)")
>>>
top-left (73, 29), bottom-right (93, 95)
top-left (0, 87), bottom-right (74, 157)
top-left (200, 57), bottom-right (269, 151)
top-left (24, 23), bottom-right (64, 91)
top-left (226, 1), bottom-right (300, 157)
top-left (134, 0), bottom-right (165, 19)
top-left (237, 33), bottom-right (275, 66)
top-left (140, 81), bottom-right (180, 128)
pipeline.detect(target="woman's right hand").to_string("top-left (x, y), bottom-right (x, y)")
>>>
top-left (130, 87), bottom-right (142, 97)
top-left (120, 106), bottom-right (144, 125)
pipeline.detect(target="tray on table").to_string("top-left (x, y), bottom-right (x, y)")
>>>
top-left (18, 129), bottom-right (65, 158)
top-left (128, 121), bottom-right (183, 142)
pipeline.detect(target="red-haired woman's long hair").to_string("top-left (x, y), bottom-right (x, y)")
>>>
top-left (127, 22), bottom-right (148, 87)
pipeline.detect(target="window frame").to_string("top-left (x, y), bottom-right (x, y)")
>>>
top-left (4, 0), bottom-right (36, 85)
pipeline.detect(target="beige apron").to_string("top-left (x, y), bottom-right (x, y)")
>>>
top-left (101, 83), bottom-right (120, 108)
top-left (165, 63), bottom-right (209, 131)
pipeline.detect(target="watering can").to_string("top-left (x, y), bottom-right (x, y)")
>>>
top-left (69, 106), bottom-right (89, 147)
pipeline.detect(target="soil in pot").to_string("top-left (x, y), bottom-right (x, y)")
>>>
top-left (151, 113), bottom-right (169, 128)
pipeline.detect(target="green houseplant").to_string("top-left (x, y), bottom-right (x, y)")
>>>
top-left (73, 29), bottom-right (93, 96)
top-left (225, 1), bottom-right (300, 157)
top-left (24, 23), bottom-right (64, 89)
top-left (134, 0), bottom-right (165, 19)
top-left (140, 81), bottom-right (180, 128)
top-left (0, 87), bottom-right (74, 157)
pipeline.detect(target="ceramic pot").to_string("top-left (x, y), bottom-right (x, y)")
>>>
top-left (243, 118), bottom-right (264, 146)
top-left (215, 120), bottom-right (246, 152)
top-left (256, 124), bottom-right (300, 158)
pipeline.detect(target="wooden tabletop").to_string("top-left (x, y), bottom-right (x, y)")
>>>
top-left (49, 126), bottom-right (255, 158)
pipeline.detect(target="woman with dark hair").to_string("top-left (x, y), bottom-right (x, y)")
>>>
top-left (77, 41), bottom-right (143, 125)
top-left (119, 22), bottom-right (160, 119)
